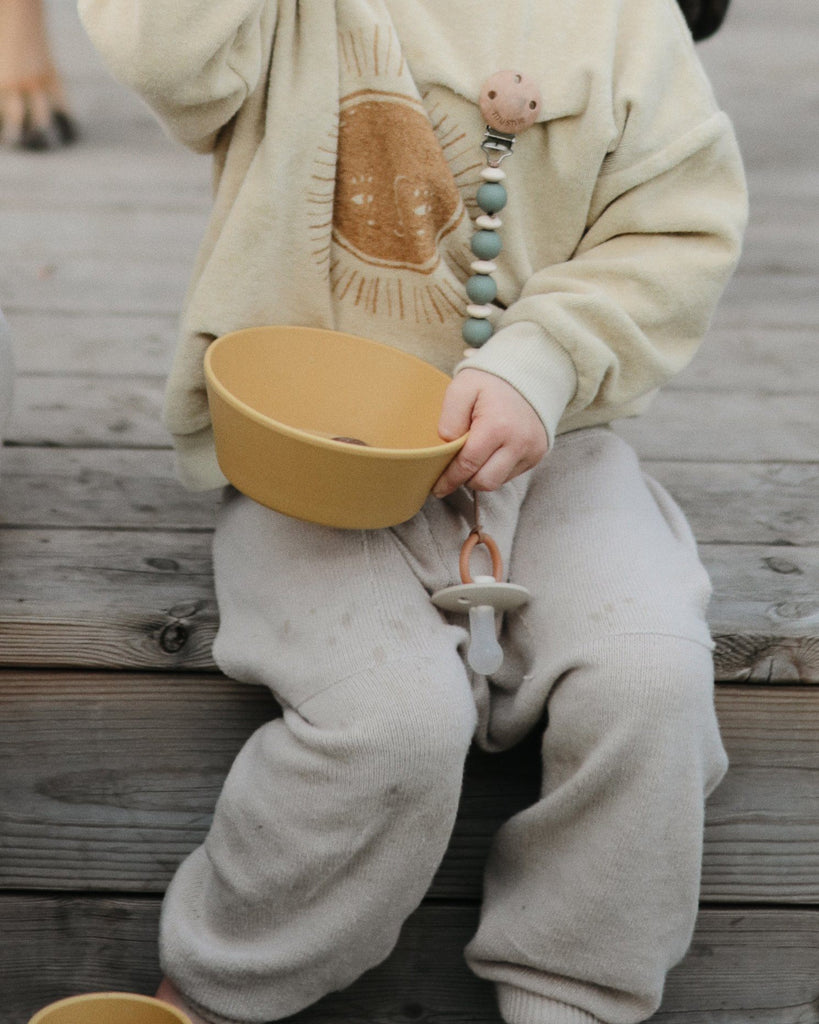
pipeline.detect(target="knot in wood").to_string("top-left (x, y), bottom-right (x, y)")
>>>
top-left (160, 621), bottom-right (189, 654)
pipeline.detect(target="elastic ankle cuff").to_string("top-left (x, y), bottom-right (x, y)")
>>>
top-left (497, 985), bottom-right (601, 1024)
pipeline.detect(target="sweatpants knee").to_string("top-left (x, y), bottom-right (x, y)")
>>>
top-left (295, 650), bottom-right (477, 806)
top-left (362, 696), bottom-right (475, 806)
top-left (552, 634), bottom-right (727, 793)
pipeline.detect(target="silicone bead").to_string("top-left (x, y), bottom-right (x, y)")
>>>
top-left (481, 166), bottom-right (506, 183)
top-left (476, 214), bottom-right (502, 230)
top-left (462, 318), bottom-right (494, 347)
top-left (476, 182), bottom-right (507, 213)
top-left (471, 230), bottom-right (502, 260)
top-left (466, 274), bottom-right (497, 304)
top-left (466, 303), bottom-right (495, 319)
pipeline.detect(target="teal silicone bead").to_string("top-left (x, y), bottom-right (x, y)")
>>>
top-left (466, 274), bottom-right (498, 304)
top-left (476, 182), bottom-right (508, 213)
top-left (462, 317), bottom-right (494, 347)
top-left (471, 230), bottom-right (502, 260)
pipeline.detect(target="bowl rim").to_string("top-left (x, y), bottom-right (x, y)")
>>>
top-left (28, 991), bottom-right (192, 1023)
top-left (204, 327), bottom-right (467, 461)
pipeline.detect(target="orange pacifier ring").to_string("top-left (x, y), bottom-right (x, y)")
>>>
top-left (459, 529), bottom-right (504, 584)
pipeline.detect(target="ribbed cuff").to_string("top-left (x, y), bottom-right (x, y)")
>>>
top-left (454, 321), bottom-right (577, 448)
top-left (497, 985), bottom-right (602, 1024)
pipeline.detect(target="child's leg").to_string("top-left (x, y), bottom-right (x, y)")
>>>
top-left (465, 429), bottom-right (728, 1024)
top-left (0, 0), bottom-right (77, 148)
top-left (159, 491), bottom-right (477, 1024)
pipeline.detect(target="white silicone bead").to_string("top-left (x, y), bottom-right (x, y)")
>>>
top-left (480, 166), bottom-right (507, 183)
top-left (470, 259), bottom-right (497, 275)
top-left (476, 214), bottom-right (502, 230)
top-left (467, 303), bottom-right (494, 319)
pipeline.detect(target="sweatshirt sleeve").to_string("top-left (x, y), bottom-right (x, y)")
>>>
top-left (78, 0), bottom-right (272, 152)
top-left (458, 0), bottom-right (748, 444)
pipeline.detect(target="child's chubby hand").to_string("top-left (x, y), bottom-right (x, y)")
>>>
top-left (433, 368), bottom-right (548, 498)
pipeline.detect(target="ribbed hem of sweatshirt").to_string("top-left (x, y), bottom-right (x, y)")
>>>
top-left (454, 321), bottom-right (577, 449)
top-left (497, 985), bottom-right (602, 1024)
top-left (173, 424), bottom-right (229, 491)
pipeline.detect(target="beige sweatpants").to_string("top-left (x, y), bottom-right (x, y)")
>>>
top-left (159, 427), bottom-right (728, 1024)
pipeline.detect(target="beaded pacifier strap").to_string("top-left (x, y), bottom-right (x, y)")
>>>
top-left (462, 70), bottom-right (542, 351)
top-left (432, 72), bottom-right (542, 675)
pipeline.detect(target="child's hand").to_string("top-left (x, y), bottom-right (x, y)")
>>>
top-left (433, 368), bottom-right (548, 497)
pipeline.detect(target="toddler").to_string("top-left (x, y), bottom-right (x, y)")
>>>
top-left (78, 2), bottom-right (747, 1022)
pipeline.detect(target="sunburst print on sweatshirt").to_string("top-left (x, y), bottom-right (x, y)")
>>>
top-left (308, 25), bottom-right (481, 325)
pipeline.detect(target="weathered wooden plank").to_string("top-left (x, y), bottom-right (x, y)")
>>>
top-left (8, 194), bottom-right (816, 270)
top-left (7, 375), bottom-right (167, 448)
top-left (0, 530), bottom-right (817, 677)
top-left (614, 390), bottom-right (818, 462)
top-left (736, 201), bottom-right (819, 276)
top-left (4, 264), bottom-right (811, 333)
top-left (647, 460), bottom-right (818, 546)
top-left (707, 548), bottom-right (819, 682)
top-left (702, 270), bottom-right (817, 333)
top-left (0, 529), bottom-right (217, 670)
top-left (0, 254), bottom-right (192, 317)
top-left (657, 907), bottom-right (819, 1023)
top-left (671, 324), bottom-right (817, 393)
top-left (0, 141), bottom-right (211, 212)
top-left (0, 449), bottom-right (219, 531)
top-left (6, 311), bottom-right (816, 395)
top-left (1, 448), bottom-right (815, 545)
top-left (5, 311), bottom-right (176, 376)
top-left (0, 673), bottom-right (817, 901)
top-left (4, 181), bottom-right (815, 278)
top-left (704, 685), bottom-right (819, 901)
top-left (6, 374), bottom-right (816, 462)
top-left (0, 208), bottom-right (207, 261)
top-left (1, 896), bottom-right (817, 1024)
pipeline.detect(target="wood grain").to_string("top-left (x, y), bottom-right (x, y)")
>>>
top-left (1, 673), bottom-right (817, 902)
top-left (1, 897), bottom-right (817, 1024)
top-left (2, 527), bottom-right (816, 677)
top-left (0, 448), bottom-right (815, 542)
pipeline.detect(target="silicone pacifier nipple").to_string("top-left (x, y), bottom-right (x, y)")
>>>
top-left (467, 579), bottom-right (505, 675)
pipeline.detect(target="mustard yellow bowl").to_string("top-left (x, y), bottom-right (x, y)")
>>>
top-left (28, 993), bottom-right (191, 1024)
top-left (204, 326), bottom-right (466, 529)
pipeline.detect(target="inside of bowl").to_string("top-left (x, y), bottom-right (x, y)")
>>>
top-left (31, 996), bottom-right (185, 1024)
top-left (210, 328), bottom-right (452, 451)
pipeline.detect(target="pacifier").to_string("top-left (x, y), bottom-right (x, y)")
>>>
top-left (431, 493), bottom-right (529, 675)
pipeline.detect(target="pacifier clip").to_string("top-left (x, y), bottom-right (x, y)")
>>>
top-left (431, 70), bottom-right (542, 675)
top-left (462, 70), bottom-right (542, 351)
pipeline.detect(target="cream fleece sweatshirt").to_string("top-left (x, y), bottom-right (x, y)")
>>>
top-left (79, 0), bottom-right (747, 491)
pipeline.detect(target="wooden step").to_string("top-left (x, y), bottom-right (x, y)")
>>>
top-left (2, 897), bottom-right (817, 1024)
top-left (1, 672), bottom-right (817, 903)
top-left (2, 527), bottom-right (816, 679)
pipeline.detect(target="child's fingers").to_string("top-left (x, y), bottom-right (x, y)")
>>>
top-left (459, 446), bottom-right (524, 493)
top-left (433, 429), bottom-right (502, 497)
top-left (433, 368), bottom-right (549, 497)
top-left (437, 372), bottom-right (477, 442)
